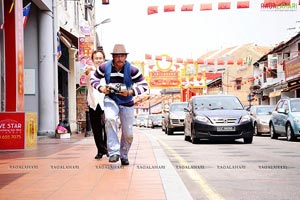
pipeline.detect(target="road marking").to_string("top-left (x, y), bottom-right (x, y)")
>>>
top-left (158, 139), bottom-right (225, 200)
top-left (147, 134), bottom-right (193, 200)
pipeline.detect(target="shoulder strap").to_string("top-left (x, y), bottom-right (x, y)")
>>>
top-left (124, 61), bottom-right (132, 89)
top-left (104, 61), bottom-right (112, 84)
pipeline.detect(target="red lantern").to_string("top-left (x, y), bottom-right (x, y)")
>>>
top-left (227, 59), bottom-right (235, 65)
top-left (207, 59), bottom-right (215, 65)
top-left (237, 58), bottom-right (243, 65)
top-left (102, 0), bottom-right (109, 5)
top-left (217, 59), bottom-right (224, 65)
top-left (197, 58), bottom-right (204, 64)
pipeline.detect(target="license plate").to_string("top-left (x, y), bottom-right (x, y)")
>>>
top-left (217, 126), bottom-right (235, 131)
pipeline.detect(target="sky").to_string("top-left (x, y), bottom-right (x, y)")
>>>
top-left (95, 0), bottom-right (300, 62)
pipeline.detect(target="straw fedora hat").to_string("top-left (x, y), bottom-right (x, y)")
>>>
top-left (111, 44), bottom-right (129, 55)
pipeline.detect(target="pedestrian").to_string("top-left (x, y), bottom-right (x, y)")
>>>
top-left (84, 49), bottom-right (108, 159)
top-left (91, 44), bottom-right (148, 165)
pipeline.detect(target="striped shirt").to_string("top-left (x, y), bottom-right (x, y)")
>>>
top-left (91, 61), bottom-right (148, 106)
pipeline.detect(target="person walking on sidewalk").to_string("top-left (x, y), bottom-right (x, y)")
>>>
top-left (84, 49), bottom-right (108, 159)
top-left (91, 44), bottom-right (148, 165)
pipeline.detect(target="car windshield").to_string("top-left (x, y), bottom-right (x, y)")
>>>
top-left (290, 99), bottom-right (300, 112)
top-left (256, 106), bottom-right (274, 115)
top-left (150, 115), bottom-right (162, 120)
top-left (193, 96), bottom-right (243, 110)
top-left (170, 104), bottom-right (187, 112)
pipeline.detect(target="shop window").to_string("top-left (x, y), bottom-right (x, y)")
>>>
top-left (235, 79), bottom-right (242, 90)
top-left (269, 69), bottom-right (277, 79)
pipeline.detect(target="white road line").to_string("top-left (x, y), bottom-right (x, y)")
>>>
top-left (149, 134), bottom-right (225, 200)
top-left (147, 133), bottom-right (193, 200)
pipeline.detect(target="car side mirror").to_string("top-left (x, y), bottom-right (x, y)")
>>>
top-left (184, 107), bottom-right (190, 112)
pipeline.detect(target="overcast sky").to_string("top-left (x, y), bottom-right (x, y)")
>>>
top-left (95, 0), bottom-right (300, 61)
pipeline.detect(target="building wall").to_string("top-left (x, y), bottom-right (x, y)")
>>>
top-left (24, 3), bottom-right (39, 114)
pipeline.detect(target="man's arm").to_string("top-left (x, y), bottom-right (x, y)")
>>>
top-left (130, 66), bottom-right (149, 96)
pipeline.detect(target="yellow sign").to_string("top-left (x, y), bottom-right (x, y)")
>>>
top-left (25, 112), bottom-right (37, 149)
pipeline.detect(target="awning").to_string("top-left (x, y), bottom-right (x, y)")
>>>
top-left (59, 27), bottom-right (78, 49)
top-left (269, 90), bottom-right (281, 98)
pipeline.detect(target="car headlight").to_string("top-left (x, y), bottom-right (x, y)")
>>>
top-left (259, 119), bottom-right (268, 124)
top-left (240, 115), bottom-right (251, 123)
top-left (195, 115), bottom-right (211, 123)
top-left (294, 117), bottom-right (300, 125)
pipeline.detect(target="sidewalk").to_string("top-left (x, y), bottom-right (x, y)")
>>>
top-left (0, 130), bottom-right (168, 200)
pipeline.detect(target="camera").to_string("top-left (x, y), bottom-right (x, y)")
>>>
top-left (108, 83), bottom-right (121, 94)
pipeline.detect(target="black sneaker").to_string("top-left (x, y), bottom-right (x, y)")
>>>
top-left (121, 158), bottom-right (129, 165)
top-left (94, 153), bottom-right (103, 159)
top-left (109, 154), bottom-right (120, 162)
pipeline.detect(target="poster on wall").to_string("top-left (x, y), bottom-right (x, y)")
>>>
top-left (0, 112), bottom-right (25, 150)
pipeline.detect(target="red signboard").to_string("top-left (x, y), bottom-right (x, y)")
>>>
top-left (285, 56), bottom-right (300, 81)
top-left (78, 36), bottom-right (94, 60)
top-left (149, 70), bottom-right (181, 88)
top-left (0, 113), bottom-right (25, 150)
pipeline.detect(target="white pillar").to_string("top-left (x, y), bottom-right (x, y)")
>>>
top-left (68, 49), bottom-right (77, 132)
top-left (38, 10), bottom-right (56, 135)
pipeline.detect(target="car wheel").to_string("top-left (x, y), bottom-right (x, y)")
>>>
top-left (286, 123), bottom-right (296, 141)
top-left (184, 127), bottom-right (191, 141)
top-left (191, 126), bottom-right (198, 144)
top-left (254, 123), bottom-right (261, 136)
top-left (167, 127), bottom-right (173, 135)
top-left (270, 123), bottom-right (278, 139)
top-left (244, 137), bottom-right (253, 144)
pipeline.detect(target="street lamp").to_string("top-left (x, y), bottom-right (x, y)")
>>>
top-left (94, 18), bottom-right (111, 28)
top-left (94, 18), bottom-right (111, 49)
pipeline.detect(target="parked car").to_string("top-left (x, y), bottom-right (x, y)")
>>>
top-left (269, 98), bottom-right (300, 141)
top-left (249, 105), bottom-right (275, 136)
top-left (148, 114), bottom-right (163, 128)
top-left (184, 95), bottom-right (254, 144)
top-left (163, 102), bottom-right (188, 135)
top-left (136, 115), bottom-right (147, 127)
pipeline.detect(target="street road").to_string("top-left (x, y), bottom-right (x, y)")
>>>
top-left (138, 127), bottom-right (300, 200)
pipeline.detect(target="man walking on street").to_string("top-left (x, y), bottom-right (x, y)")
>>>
top-left (91, 44), bottom-right (148, 165)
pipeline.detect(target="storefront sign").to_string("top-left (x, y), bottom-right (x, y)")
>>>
top-left (0, 113), bottom-right (25, 150)
top-left (149, 70), bottom-right (180, 88)
top-left (285, 56), bottom-right (300, 81)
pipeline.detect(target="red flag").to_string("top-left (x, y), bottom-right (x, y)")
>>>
top-left (147, 6), bottom-right (158, 15)
top-left (218, 2), bottom-right (231, 10)
top-left (23, 2), bottom-right (31, 28)
top-left (166, 57), bottom-right (173, 62)
top-left (155, 55), bottom-right (162, 61)
top-left (176, 58), bottom-right (183, 63)
top-left (164, 5), bottom-right (175, 12)
top-left (181, 4), bottom-right (193, 11)
top-left (185, 59), bottom-right (194, 64)
top-left (200, 3), bottom-right (212, 11)
top-left (145, 54), bottom-right (152, 60)
top-left (237, 1), bottom-right (250, 8)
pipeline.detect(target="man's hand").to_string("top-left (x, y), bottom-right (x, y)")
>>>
top-left (119, 89), bottom-right (132, 97)
top-left (99, 85), bottom-right (110, 94)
